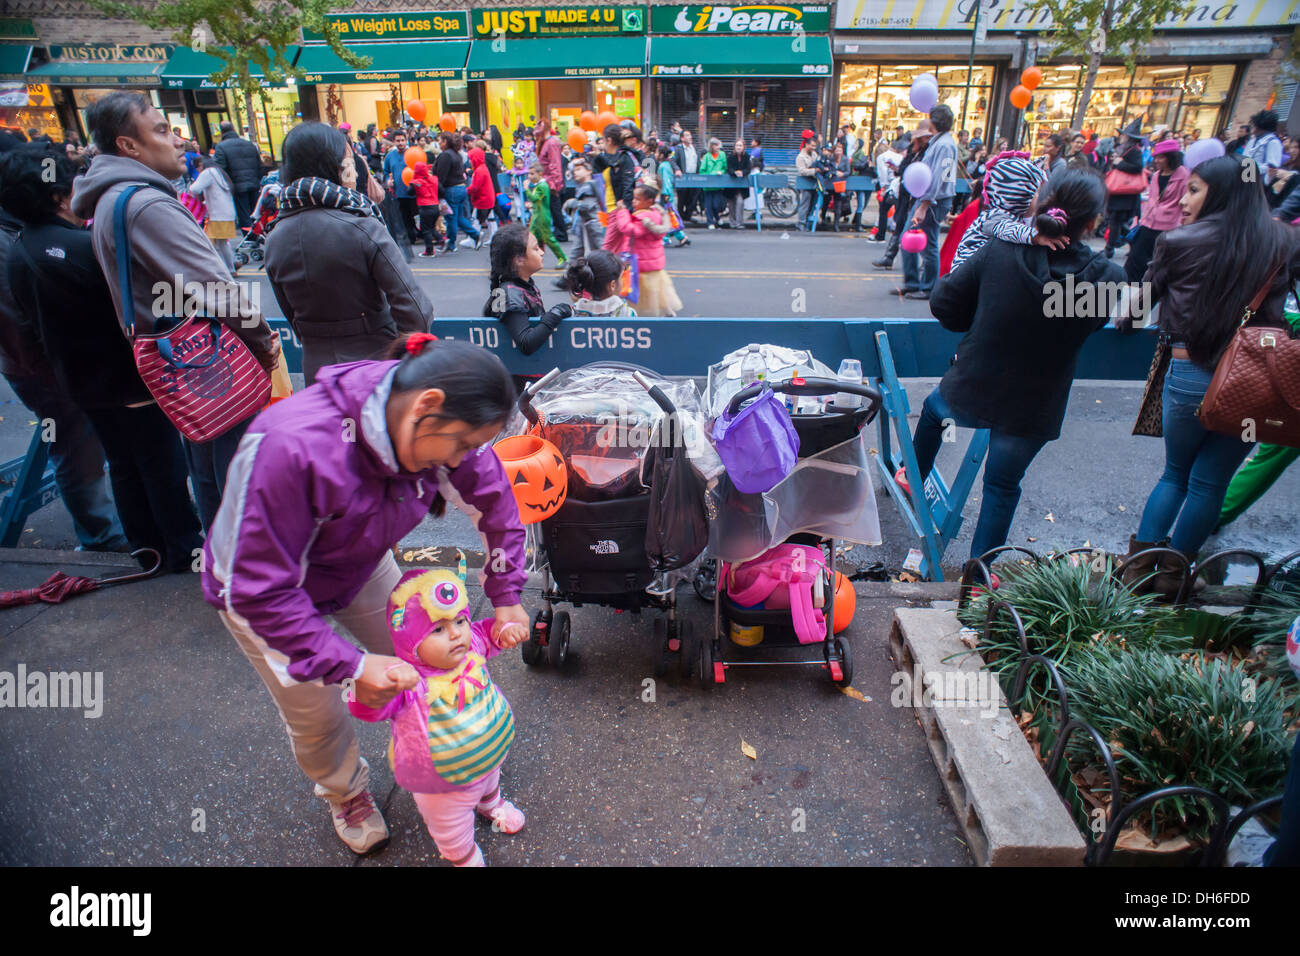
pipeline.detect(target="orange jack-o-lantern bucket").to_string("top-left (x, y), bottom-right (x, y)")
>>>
top-left (492, 434), bottom-right (568, 524)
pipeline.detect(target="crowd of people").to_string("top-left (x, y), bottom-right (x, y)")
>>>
top-left (1, 90), bottom-right (1298, 866)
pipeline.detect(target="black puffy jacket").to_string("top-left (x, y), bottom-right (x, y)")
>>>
top-left (214, 131), bottom-right (263, 191)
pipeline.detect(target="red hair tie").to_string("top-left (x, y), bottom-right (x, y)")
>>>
top-left (405, 332), bottom-right (438, 356)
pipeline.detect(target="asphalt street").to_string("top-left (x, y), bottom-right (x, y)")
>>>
top-left (1, 222), bottom-right (1296, 577)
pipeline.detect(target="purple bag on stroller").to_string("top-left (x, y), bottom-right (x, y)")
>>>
top-left (711, 385), bottom-right (800, 493)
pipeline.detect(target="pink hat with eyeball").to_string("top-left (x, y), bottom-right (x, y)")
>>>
top-left (1151, 139), bottom-right (1179, 156)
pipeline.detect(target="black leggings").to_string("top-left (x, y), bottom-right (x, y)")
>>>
top-left (1105, 205), bottom-right (1135, 252)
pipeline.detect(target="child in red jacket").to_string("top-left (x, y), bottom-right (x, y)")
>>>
top-left (468, 147), bottom-right (498, 242)
top-left (411, 161), bottom-right (441, 258)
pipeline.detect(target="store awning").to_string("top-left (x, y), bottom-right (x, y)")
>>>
top-left (649, 35), bottom-right (832, 78)
top-left (27, 59), bottom-right (164, 87)
top-left (295, 41), bottom-right (470, 83)
top-left (466, 37), bottom-right (646, 80)
top-left (0, 45), bottom-right (32, 82)
top-left (162, 47), bottom-right (300, 90)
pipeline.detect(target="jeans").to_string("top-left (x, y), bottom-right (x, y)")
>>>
top-left (704, 190), bottom-right (726, 226)
top-left (1136, 358), bottom-right (1255, 555)
top-left (183, 415), bottom-right (253, 533)
top-left (234, 188), bottom-right (258, 229)
top-left (911, 387), bottom-right (1048, 562)
top-left (1265, 732), bottom-right (1300, 866)
top-left (443, 184), bottom-right (480, 246)
top-left (901, 197), bottom-right (951, 294)
top-left (396, 196), bottom-right (419, 244)
top-left (796, 187), bottom-right (814, 229)
top-left (5, 374), bottom-right (127, 550)
top-left (87, 403), bottom-right (203, 572)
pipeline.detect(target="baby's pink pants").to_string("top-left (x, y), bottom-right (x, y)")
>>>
top-left (411, 767), bottom-right (501, 864)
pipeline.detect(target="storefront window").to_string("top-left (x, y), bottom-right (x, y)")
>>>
top-left (0, 82), bottom-right (61, 139)
top-left (743, 79), bottom-right (818, 163)
top-left (1177, 64), bottom-right (1234, 139)
top-left (485, 80), bottom-right (539, 165)
top-left (593, 78), bottom-right (641, 130)
top-left (838, 64), bottom-right (993, 149)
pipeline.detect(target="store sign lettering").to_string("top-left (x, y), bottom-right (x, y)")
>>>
top-left (49, 44), bottom-right (174, 63)
top-left (654, 4), bottom-right (831, 33)
top-left (472, 6), bottom-right (646, 37)
top-left (834, 0), bottom-right (1296, 30)
top-left (303, 12), bottom-right (469, 41)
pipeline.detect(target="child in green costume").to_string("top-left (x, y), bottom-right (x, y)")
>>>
top-left (525, 162), bottom-right (567, 269)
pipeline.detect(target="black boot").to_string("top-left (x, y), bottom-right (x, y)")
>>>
top-left (852, 212), bottom-right (863, 232)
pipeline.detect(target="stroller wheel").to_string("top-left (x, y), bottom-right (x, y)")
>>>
top-left (653, 617), bottom-right (670, 678)
top-left (675, 619), bottom-right (695, 682)
top-left (693, 558), bottom-right (717, 602)
top-left (698, 638), bottom-right (716, 688)
top-left (829, 637), bottom-right (854, 688)
top-left (521, 609), bottom-right (546, 666)
top-left (548, 610), bottom-right (571, 670)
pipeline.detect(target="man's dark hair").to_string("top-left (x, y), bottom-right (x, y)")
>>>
top-left (84, 91), bottom-right (152, 155)
top-left (219, 120), bottom-right (235, 135)
top-left (603, 124), bottom-right (624, 145)
top-left (930, 104), bottom-right (954, 134)
top-left (0, 142), bottom-right (78, 223)
top-left (1251, 110), bottom-right (1278, 133)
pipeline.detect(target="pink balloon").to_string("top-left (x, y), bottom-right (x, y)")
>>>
top-left (900, 229), bottom-right (927, 254)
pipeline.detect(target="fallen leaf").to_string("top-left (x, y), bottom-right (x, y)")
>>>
top-left (840, 685), bottom-right (870, 702)
top-left (740, 739), bottom-right (757, 760)
top-left (1026, 536), bottom-right (1038, 543)
top-left (1241, 720), bottom-right (1255, 739)
top-left (1045, 512), bottom-right (1055, 523)
top-left (1095, 399), bottom-right (1102, 404)
top-left (1117, 505), bottom-right (1126, 512)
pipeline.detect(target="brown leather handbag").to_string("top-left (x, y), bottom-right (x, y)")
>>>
top-left (1199, 264), bottom-right (1300, 449)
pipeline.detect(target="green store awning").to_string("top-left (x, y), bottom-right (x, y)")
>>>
top-left (27, 59), bottom-right (164, 87)
top-left (0, 45), bottom-right (32, 82)
top-left (648, 35), bottom-right (832, 78)
top-left (162, 47), bottom-right (300, 90)
top-left (466, 37), bottom-right (646, 80)
top-left (295, 41), bottom-right (469, 83)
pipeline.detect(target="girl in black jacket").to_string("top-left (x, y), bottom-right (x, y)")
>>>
top-left (904, 171), bottom-right (1125, 563)
top-left (483, 222), bottom-right (572, 362)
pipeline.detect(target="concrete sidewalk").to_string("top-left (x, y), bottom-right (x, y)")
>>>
top-left (0, 549), bottom-right (971, 866)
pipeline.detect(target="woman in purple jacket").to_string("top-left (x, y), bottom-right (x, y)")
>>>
top-left (201, 334), bottom-right (529, 855)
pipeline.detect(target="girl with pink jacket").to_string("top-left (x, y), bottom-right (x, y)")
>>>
top-left (604, 183), bottom-right (683, 316)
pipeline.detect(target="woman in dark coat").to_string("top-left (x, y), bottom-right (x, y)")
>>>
top-left (724, 138), bottom-right (753, 229)
top-left (1103, 120), bottom-right (1145, 258)
top-left (264, 123), bottom-right (432, 385)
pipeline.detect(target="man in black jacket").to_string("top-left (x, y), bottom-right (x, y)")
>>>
top-left (672, 129), bottom-right (700, 222)
top-left (591, 124), bottom-right (640, 211)
top-left (0, 144), bottom-right (138, 555)
top-left (214, 120), bottom-right (262, 227)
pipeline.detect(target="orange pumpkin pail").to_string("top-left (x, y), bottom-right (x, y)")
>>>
top-left (492, 434), bottom-right (568, 524)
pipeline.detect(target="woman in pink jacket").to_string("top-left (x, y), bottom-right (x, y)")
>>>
top-left (1124, 139), bottom-right (1189, 282)
top-left (604, 182), bottom-right (683, 316)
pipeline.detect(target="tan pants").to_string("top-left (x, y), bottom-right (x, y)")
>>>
top-left (220, 553), bottom-right (402, 802)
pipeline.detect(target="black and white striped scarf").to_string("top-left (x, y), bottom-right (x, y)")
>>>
top-left (278, 176), bottom-right (384, 223)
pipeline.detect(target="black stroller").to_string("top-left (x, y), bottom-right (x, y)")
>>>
top-left (514, 364), bottom-right (711, 677)
top-left (701, 376), bottom-right (881, 688)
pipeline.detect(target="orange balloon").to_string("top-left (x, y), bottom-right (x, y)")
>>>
top-left (439, 113), bottom-right (456, 133)
top-left (578, 110), bottom-right (597, 131)
top-left (401, 166), bottom-right (414, 186)
top-left (1009, 85), bottom-right (1032, 110)
top-left (1020, 67), bottom-right (1043, 91)
top-left (832, 572), bottom-right (855, 635)
top-left (566, 128), bottom-right (587, 151)
top-left (406, 99), bottom-right (427, 122)
top-left (596, 111), bottom-right (619, 132)
top-left (404, 146), bottom-right (426, 169)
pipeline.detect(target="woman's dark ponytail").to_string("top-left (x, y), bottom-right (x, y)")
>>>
top-left (560, 249), bottom-right (623, 297)
top-left (387, 334), bottom-right (515, 431)
top-left (1034, 170), bottom-right (1105, 242)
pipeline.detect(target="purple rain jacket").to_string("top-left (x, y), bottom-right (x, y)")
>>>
top-left (200, 359), bottom-right (527, 687)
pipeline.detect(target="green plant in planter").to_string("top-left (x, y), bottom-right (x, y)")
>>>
top-left (1063, 645), bottom-right (1292, 837)
top-left (1244, 584), bottom-right (1300, 691)
top-left (957, 558), bottom-right (1188, 699)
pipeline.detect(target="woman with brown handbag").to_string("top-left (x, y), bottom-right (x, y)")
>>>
top-left (1126, 154), bottom-right (1300, 594)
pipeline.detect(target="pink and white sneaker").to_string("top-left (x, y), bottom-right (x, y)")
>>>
top-left (477, 797), bottom-right (526, 834)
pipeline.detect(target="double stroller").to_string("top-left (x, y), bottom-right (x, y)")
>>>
top-left (696, 345), bottom-right (882, 688)
top-left (508, 363), bottom-right (717, 676)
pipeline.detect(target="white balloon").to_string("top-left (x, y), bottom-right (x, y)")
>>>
top-left (917, 73), bottom-right (938, 89)
top-left (909, 80), bottom-right (939, 113)
top-left (902, 162), bottom-right (932, 198)
top-left (1183, 137), bottom-right (1226, 169)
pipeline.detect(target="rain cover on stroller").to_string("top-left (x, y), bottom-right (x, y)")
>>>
top-left (704, 345), bottom-right (881, 564)
top-left (506, 362), bottom-right (719, 503)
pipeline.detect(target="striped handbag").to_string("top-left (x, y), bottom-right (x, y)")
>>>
top-left (114, 184), bottom-right (271, 443)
